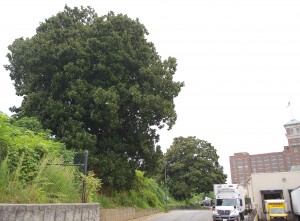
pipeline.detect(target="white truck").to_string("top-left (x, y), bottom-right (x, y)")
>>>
top-left (212, 184), bottom-right (245, 221)
top-left (291, 186), bottom-right (300, 221)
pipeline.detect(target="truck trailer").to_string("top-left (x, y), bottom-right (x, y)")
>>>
top-left (212, 184), bottom-right (245, 221)
top-left (291, 186), bottom-right (300, 221)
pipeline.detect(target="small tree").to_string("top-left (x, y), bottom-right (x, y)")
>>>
top-left (81, 171), bottom-right (102, 203)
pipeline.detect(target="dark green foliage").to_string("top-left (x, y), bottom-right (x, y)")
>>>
top-left (5, 5), bottom-right (183, 189)
top-left (98, 151), bottom-right (135, 190)
top-left (142, 145), bottom-right (164, 177)
top-left (164, 136), bottom-right (227, 200)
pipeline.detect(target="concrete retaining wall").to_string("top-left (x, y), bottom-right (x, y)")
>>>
top-left (100, 208), bottom-right (161, 221)
top-left (0, 203), bottom-right (99, 221)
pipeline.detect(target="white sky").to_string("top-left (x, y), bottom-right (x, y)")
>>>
top-left (1, 0), bottom-right (300, 183)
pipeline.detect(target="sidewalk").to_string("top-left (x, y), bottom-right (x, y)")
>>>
top-left (129, 212), bottom-right (165, 221)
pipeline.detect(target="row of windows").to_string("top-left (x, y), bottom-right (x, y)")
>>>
top-left (290, 138), bottom-right (300, 144)
top-left (232, 154), bottom-right (292, 166)
top-left (232, 165), bottom-right (286, 174)
top-left (233, 164), bottom-right (285, 170)
top-left (231, 146), bottom-right (299, 183)
top-left (233, 164), bottom-right (290, 173)
top-left (233, 161), bottom-right (286, 169)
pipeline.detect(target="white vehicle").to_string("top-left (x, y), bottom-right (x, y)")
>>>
top-left (212, 184), bottom-right (245, 221)
top-left (291, 186), bottom-right (300, 221)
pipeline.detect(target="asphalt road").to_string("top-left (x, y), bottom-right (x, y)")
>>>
top-left (132, 209), bottom-right (212, 221)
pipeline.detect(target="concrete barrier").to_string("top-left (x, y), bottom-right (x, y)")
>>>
top-left (0, 204), bottom-right (161, 221)
top-left (0, 203), bottom-right (99, 221)
top-left (100, 208), bottom-right (161, 221)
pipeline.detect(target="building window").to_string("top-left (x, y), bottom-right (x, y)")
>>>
top-left (257, 163), bottom-right (264, 172)
top-left (271, 156), bottom-right (277, 161)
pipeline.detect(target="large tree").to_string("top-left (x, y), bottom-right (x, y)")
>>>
top-left (164, 136), bottom-right (227, 200)
top-left (4, 5), bottom-right (184, 189)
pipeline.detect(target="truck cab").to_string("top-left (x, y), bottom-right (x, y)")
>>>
top-left (212, 184), bottom-right (245, 221)
top-left (264, 199), bottom-right (288, 221)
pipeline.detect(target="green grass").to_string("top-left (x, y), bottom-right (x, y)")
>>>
top-left (98, 170), bottom-right (183, 211)
top-left (0, 156), bottom-right (82, 203)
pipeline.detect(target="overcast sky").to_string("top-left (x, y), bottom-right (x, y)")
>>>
top-left (1, 0), bottom-right (300, 183)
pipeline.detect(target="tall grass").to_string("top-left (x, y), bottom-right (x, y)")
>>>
top-left (0, 156), bottom-right (82, 203)
top-left (98, 170), bottom-right (176, 210)
top-left (42, 163), bottom-right (82, 203)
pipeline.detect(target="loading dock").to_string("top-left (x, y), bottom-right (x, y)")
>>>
top-left (246, 171), bottom-right (300, 221)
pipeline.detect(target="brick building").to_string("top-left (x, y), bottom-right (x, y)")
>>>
top-left (230, 119), bottom-right (300, 185)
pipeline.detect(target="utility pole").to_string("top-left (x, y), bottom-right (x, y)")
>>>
top-left (163, 160), bottom-right (168, 212)
top-left (82, 150), bottom-right (88, 203)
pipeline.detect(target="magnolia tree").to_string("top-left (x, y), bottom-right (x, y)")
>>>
top-left (164, 136), bottom-right (227, 200)
top-left (5, 5), bottom-right (184, 189)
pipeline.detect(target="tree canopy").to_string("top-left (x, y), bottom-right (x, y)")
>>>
top-left (4, 5), bottom-right (184, 189)
top-left (164, 136), bottom-right (227, 200)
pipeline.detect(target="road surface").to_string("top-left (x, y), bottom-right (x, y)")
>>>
top-left (132, 209), bottom-right (212, 221)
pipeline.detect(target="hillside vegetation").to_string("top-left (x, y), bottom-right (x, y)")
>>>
top-left (0, 111), bottom-right (217, 211)
top-left (2, 5), bottom-right (226, 207)
top-left (0, 112), bottom-right (83, 203)
top-left (0, 112), bottom-right (178, 208)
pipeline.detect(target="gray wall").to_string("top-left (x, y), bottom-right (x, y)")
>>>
top-left (0, 203), bottom-right (99, 221)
